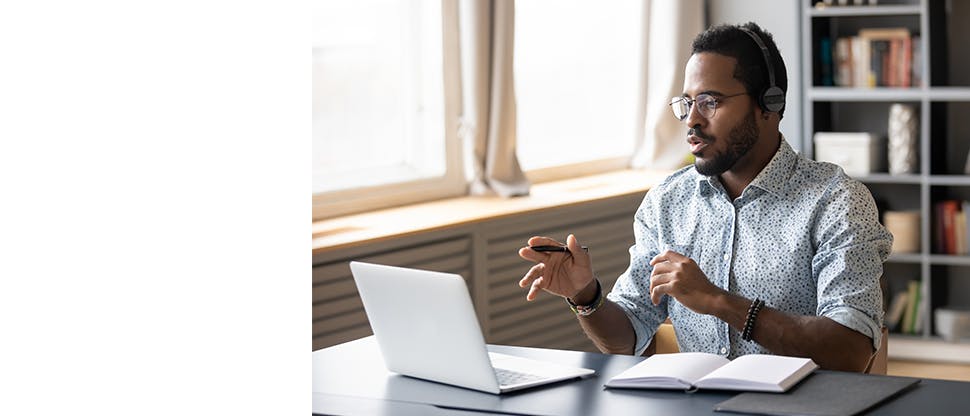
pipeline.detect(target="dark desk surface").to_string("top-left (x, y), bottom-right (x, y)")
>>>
top-left (312, 336), bottom-right (970, 416)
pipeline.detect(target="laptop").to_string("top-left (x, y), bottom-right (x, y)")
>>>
top-left (349, 261), bottom-right (596, 394)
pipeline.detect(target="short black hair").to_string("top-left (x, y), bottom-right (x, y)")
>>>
top-left (690, 22), bottom-right (787, 118)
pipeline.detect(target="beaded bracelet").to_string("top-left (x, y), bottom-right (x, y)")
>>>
top-left (566, 279), bottom-right (605, 316)
top-left (741, 298), bottom-right (765, 341)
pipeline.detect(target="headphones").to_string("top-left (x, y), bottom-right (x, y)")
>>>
top-left (738, 27), bottom-right (785, 113)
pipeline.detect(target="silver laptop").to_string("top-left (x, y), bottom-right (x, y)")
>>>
top-left (349, 261), bottom-right (595, 394)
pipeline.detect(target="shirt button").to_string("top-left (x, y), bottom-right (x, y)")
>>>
top-left (720, 347), bottom-right (727, 355)
top-left (723, 253), bottom-right (730, 261)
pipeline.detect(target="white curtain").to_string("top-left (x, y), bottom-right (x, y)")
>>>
top-left (458, 0), bottom-right (530, 197)
top-left (631, 0), bottom-right (705, 169)
top-left (456, 0), bottom-right (704, 192)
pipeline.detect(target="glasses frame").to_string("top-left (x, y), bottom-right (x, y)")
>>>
top-left (669, 92), bottom-right (747, 121)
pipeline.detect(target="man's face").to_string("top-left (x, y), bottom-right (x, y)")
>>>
top-left (680, 53), bottom-right (760, 177)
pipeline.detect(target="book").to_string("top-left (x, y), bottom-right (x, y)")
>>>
top-left (605, 352), bottom-right (818, 393)
top-left (901, 279), bottom-right (921, 334)
top-left (835, 37), bottom-right (853, 87)
top-left (885, 290), bottom-right (909, 332)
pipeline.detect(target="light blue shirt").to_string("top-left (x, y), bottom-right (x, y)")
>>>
top-left (606, 138), bottom-right (892, 358)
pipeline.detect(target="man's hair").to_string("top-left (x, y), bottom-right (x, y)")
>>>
top-left (690, 22), bottom-right (787, 118)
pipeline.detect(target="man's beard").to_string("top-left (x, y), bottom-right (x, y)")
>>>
top-left (693, 112), bottom-right (759, 176)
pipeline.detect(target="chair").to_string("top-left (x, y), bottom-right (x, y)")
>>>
top-left (649, 322), bottom-right (679, 354)
top-left (863, 327), bottom-right (889, 375)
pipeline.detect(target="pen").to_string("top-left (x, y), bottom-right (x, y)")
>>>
top-left (530, 245), bottom-right (589, 253)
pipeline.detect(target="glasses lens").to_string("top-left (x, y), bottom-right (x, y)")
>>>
top-left (670, 97), bottom-right (689, 120)
top-left (696, 94), bottom-right (716, 118)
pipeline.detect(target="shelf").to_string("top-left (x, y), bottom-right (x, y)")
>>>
top-left (806, 0), bottom-right (970, 349)
top-left (929, 175), bottom-right (970, 186)
top-left (808, 87), bottom-right (924, 101)
top-left (927, 254), bottom-right (970, 266)
top-left (808, 87), bottom-right (970, 101)
top-left (809, 5), bottom-right (922, 18)
top-left (888, 334), bottom-right (970, 364)
top-left (855, 173), bottom-right (922, 184)
top-left (887, 253), bottom-right (922, 263)
top-left (928, 87), bottom-right (970, 101)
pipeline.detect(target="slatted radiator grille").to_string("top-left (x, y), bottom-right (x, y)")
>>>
top-left (311, 237), bottom-right (472, 350)
top-left (484, 211), bottom-right (636, 352)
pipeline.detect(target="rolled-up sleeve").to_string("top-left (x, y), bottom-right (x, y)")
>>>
top-left (607, 194), bottom-right (667, 356)
top-left (813, 179), bottom-right (893, 350)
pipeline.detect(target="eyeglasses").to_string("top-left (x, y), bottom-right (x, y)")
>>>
top-left (669, 92), bottom-right (747, 121)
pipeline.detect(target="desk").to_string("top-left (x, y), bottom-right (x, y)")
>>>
top-left (313, 337), bottom-right (970, 416)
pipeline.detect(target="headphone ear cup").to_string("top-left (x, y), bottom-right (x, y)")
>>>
top-left (761, 86), bottom-right (785, 113)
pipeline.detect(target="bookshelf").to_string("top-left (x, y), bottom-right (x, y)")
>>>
top-left (802, 0), bottom-right (970, 355)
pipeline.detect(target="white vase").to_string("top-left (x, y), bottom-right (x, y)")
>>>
top-left (888, 103), bottom-right (918, 175)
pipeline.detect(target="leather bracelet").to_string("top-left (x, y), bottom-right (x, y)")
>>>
top-left (741, 298), bottom-right (765, 341)
top-left (566, 279), bottom-right (604, 316)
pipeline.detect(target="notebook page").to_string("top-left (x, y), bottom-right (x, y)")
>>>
top-left (696, 355), bottom-right (815, 391)
top-left (608, 352), bottom-right (729, 387)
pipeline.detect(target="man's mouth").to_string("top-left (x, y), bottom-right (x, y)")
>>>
top-left (687, 135), bottom-right (708, 154)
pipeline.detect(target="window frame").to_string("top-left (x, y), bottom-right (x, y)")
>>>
top-left (312, 0), bottom-right (464, 221)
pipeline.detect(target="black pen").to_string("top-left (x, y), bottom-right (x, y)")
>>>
top-left (530, 245), bottom-right (588, 253)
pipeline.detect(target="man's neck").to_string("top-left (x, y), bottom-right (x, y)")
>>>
top-left (718, 134), bottom-right (782, 200)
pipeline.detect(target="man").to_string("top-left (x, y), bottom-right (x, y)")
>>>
top-left (518, 22), bottom-right (891, 372)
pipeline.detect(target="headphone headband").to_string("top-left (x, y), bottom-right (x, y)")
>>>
top-left (738, 27), bottom-right (785, 113)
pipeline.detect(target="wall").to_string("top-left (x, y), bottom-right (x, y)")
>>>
top-left (707, 0), bottom-right (803, 152)
top-left (312, 192), bottom-right (646, 351)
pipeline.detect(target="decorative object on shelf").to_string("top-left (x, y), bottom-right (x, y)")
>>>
top-left (934, 308), bottom-right (970, 342)
top-left (884, 210), bottom-right (920, 253)
top-left (814, 132), bottom-right (884, 176)
top-left (888, 103), bottom-right (918, 174)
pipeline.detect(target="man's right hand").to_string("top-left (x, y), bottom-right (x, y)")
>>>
top-left (518, 234), bottom-right (596, 302)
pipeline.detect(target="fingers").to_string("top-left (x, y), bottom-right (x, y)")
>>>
top-left (527, 276), bottom-right (545, 301)
top-left (566, 234), bottom-right (589, 263)
top-left (518, 263), bottom-right (544, 288)
top-left (650, 281), bottom-right (669, 305)
top-left (520, 236), bottom-right (563, 262)
top-left (649, 271), bottom-right (669, 301)
top-left (650, 249), bottom-right (684, 266)
top-left (527, 236), bottom-right (564, 248)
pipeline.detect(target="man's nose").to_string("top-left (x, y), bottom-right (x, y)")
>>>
top-left (683, 102), bottom-right (705, 128)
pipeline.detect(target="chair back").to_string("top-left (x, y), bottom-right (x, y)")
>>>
top-left (654, 323), bottom-right (679, 354)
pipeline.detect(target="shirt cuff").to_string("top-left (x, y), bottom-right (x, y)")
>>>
top-left (822, 305), bottom-right (882, 351)
top-left (607, 292), bottom-right (653, 356)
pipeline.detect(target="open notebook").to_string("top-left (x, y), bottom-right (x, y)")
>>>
top-left (605, 352), bottom-right (818, 393)
top-left (350, 261), bottom-right (595, 394)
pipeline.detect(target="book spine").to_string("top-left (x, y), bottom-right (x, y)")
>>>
top-left (943, 200), bottom-right (958, 255)
top-left (902, 36), bottom-right (912, 87)
top-left (820, 37), bottom-right (834, 86)
top-left (836, 37), bottom-right (852, 87)
top-left (902, 280), bottom-right (920, 334)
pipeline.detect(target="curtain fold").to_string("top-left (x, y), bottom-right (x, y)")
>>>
top-left (458, 0), bottom-right (530, 197)
top-left (631, 0), bottom-right (704, 170)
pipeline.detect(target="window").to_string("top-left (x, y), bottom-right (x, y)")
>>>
top-left (312, 0), bottom-right (462, 219)
top-left (514, 0), bottom-right (644, 181)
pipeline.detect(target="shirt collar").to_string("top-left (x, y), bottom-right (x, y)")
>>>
top-left (747, 135), bottom-right (797, 197)
top-left (693, 134), bottom-right (797, 198)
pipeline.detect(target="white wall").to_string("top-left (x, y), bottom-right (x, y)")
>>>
top-left (707, 0), bottom-right (802, 152)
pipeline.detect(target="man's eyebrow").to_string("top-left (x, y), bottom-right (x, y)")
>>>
top-left (700, 90), bottom-right (728, 97)
top-left (680, 90), bottom-right (727, 98)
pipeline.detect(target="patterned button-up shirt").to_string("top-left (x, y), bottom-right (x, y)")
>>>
top-left (607, 137), bottom-right (892, 358)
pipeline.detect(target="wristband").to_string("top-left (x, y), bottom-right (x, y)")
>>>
top-left (741, 298), bottom-right (765, 341)
top-left (566, 279), bottom-right (604, 316)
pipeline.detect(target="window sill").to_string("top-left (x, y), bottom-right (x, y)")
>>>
top-left (311, 169), bottom-right (673, 256)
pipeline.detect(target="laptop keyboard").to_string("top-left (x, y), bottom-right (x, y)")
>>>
top-left (494, 367), bottom-right (545, 386)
